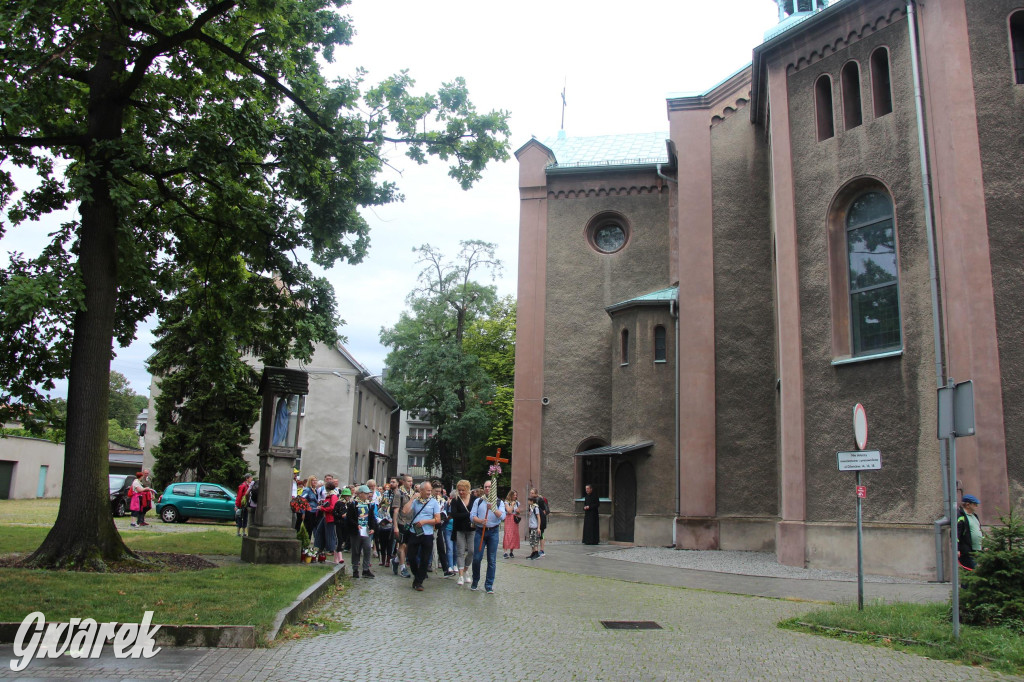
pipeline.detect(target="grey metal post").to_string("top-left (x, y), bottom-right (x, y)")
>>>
top-left (856, 469), bottom-right (864, 610)
top-left (949, 396), bottom-right (960, 638)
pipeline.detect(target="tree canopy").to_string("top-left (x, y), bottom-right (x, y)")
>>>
top-left (381, 241), bottom-right (510, 482)
top-left (0, 0), bottom-right (509, 568)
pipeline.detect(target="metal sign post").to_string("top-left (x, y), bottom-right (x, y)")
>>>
top-left (840, 404), bottom-right (879, 611)
top-left (937, 378), bottom-right (975, 640)
top-left (856, 470), bottom-right (864, 610)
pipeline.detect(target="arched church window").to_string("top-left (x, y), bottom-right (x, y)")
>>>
top-left (1011, 11), bottom-right (1024, 84)
top-left (841, 61), bottom-right (862, 130)
top-left (654, 325), bottom-right (667, 362)
top-left (870, 48), bottom-right (893, 117)
top-left (846, 191), bottom-right (901, 354)
top-left (815, 74), bottom-right (835, 141)
top-left (620, 329), bottom-right (629, 365)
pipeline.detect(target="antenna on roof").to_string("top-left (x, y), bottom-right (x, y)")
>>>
top-left (560, 78), bottom-right (567, 131)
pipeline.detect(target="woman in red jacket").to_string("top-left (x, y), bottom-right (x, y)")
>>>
top-left (235, 473), bottom-right (253, 537)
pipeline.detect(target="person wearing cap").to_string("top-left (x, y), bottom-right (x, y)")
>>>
top-left (957, 494), bottom-right (984, 570)
top-left (334, 487), bottom-right (351, 561)
top-left (346, 485), bottom-right (378, 578)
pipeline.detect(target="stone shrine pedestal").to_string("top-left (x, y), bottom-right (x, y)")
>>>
top-left (241, 368), bottom-right (307, 564)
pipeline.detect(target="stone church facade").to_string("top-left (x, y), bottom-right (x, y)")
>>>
top-left (510, 0), bottom-right (1024, 578)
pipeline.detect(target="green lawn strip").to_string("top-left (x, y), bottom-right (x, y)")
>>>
top-left (0, 499), bottom-right (60, 526)
top-left (0, 563), bottom-right (333, 640)
top-left (123, 529), bottom-right (241, 554)
top-left (0, 526), bottom-right (241, 556)
top-left (780, 601), bottom-right (1024, 675)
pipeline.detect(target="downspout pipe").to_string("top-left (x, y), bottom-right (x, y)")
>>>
top-left (906, 0), bottom-right (950, 582)
top-left (671, 296), bottom-right (680, 548)
top-left (658, 161), bottom-right (681, 548)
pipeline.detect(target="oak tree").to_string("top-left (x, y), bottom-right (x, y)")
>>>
top-left (0, 0), bottom-right (509, 568)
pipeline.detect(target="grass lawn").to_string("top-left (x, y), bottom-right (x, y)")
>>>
top-left (0, 526), bottom-right (241, 555)
top-left (0, 563), bottom-right (334, 639)
top-left (781, 601), bottom-right (1024, 675)
top-left (0, 498), bottom-right (62, 526)
top-left (0, 516), bottom-right (335, 642)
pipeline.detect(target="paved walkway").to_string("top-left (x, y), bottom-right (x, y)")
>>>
top-left (0, 545), bottom-right (1013, 681)
top-left (534, 544), bottom-right (951, 603)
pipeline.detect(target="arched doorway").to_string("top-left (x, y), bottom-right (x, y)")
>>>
top-left (613, 461), bottom-right (636, 542)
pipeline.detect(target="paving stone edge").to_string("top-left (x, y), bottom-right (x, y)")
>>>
top-left (265, 562), bottom-right (345, 645)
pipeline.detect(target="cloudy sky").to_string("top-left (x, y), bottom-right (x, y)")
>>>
top-left (2, 0), bottom-right (781, 397)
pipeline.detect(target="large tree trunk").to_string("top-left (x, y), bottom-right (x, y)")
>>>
top-left (25, 40), bottom-right (139, 570)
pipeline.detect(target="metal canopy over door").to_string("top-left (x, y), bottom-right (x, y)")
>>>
top-left (613, 461), bottom-right (637, 542)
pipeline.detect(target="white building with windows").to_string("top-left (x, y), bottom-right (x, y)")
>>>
top-left (397, 409), bottom-right (437, 483)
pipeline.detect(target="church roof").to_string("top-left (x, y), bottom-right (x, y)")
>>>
top-left (542, 132), bottom-right (669, 170)
top-left (606, 286), bottom-right (678, 314)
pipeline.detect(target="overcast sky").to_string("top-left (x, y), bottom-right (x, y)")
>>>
top-left (1, 0), bottom-right (780, 398)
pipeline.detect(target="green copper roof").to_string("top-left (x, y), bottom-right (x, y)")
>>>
top-left (543, 132), bottom-right (669, 170)
top-left (606, 286), bottom-right (678, 313)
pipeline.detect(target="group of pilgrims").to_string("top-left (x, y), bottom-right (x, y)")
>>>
top-left (235, 472), bottom-right (551, 593)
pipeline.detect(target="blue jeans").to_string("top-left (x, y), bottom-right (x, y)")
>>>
top-left (443, 523), bottom-right (455, 570)
top-left (472, 526), bottom-right (499, 590)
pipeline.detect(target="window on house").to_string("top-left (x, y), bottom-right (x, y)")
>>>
top-left (357, 391), bottom-right (362, 424)
top-left (847, 191), bottom-right (901, 354)
top-left (841, 61), bottom-right (863, 130)
top-left (1012, 11), bottom-right (1024, 84)
top-left (620, 329), bottom-right (629, 365)
top-left (870, 48), bottom-right (893, 116)
top-left (580, 456), bottom-right (610, 499)
top-left (654, 325), bottom-right (667, 362)
top-left (815, 74), bottom-right (835, 141)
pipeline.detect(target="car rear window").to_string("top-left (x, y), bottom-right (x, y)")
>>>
top-left (171, 484), bottom-right (197, 497)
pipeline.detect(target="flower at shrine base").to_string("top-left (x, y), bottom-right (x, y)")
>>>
top-left (488, 463), bottom-right (502, 477)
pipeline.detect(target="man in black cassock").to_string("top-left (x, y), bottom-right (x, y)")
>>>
top-left (582, 484), bottom-right (600, 545)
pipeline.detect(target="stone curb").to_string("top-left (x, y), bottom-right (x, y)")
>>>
top-left (265, 562), bottom-right (345, 645)
top-left (0, 622), bottom-right (255, 648)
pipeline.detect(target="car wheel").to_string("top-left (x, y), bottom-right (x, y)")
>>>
top-left (114, 499), bottom-right (127, 517)
top-left (160, 506), bottom-right (180, 523)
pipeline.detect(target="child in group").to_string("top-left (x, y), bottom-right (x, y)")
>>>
top-left (527, 495), bottom-right (541, 560)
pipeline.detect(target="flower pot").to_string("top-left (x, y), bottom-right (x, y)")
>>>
top-left (303, 555), bottom-right (312, 563)
top-left (318, 554), bottom-right (326, 563)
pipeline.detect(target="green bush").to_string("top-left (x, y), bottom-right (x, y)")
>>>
top-left (296, 523), bottom-right (310, 550)
top-left (961, 507), bottom-right (1024, 633)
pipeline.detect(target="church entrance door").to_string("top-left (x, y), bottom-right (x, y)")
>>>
top-left (613, 461), bottom-right (636, 542)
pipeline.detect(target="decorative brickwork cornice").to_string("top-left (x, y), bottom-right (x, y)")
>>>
top-left (548, 184), bottom-right (668, 200)
top-left (785, 5), bottom-right (905, 74)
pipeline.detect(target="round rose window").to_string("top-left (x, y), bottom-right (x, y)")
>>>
top-left (587, 213), bottom-right (630, 254)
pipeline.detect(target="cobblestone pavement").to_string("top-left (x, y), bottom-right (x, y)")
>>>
top-left (2, 557), bottom-right (1016, 681)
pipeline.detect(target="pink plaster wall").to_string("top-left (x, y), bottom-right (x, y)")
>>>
top-left (768, 58), bottom-right (808, 567)
top-left (918, 0), bottom-right (1009, 520)
top-left (669, 106), bottom-right (717, 523)
top-left (511, 142), bottom-right (552, 501)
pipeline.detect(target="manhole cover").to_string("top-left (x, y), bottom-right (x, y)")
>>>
top-left (600, 620), bottom-right (662, 630)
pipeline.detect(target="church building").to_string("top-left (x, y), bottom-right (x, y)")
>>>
top-left (510, 0), bottom-right (1024, 578)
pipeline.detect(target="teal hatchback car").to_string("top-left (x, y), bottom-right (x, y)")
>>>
top-left (155, 482), bottom-right (236, 523)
